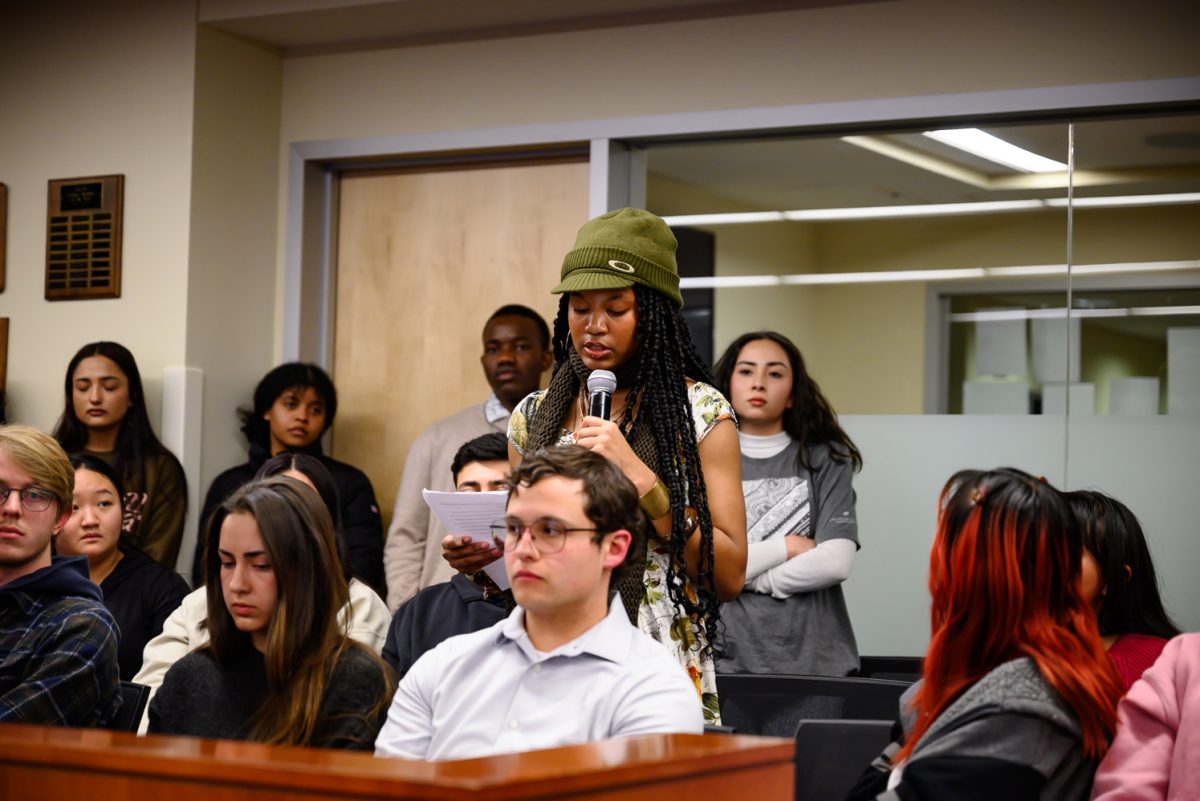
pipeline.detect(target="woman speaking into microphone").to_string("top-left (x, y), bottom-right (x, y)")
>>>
top-left (446, 208), bottom-right (746, 722)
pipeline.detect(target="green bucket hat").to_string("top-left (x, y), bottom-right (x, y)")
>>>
top-left (553, 208), bottom-right (682, 307)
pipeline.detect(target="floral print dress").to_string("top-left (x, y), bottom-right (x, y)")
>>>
top-left (509, 381), bottom-right (735, 723)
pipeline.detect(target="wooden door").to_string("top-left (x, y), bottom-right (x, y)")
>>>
top-left (332, 158), bottom-right (588, 523)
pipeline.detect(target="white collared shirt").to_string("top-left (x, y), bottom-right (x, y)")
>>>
top-left (374, 599), bottom-right (705, 760)
top-left (483, 393), bottom-right (509, 426)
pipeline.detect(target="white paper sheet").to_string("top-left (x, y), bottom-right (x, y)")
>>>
top-left (421, 489), bottom-right (510, 590)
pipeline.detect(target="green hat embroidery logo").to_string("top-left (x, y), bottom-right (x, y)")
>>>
top-left (608, 260), bottom-right (635, 273)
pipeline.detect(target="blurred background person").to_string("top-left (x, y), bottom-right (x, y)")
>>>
top-left (194, 362), bottom-right (383, 594)
top-left (1066, 490), bottom-right (1182, 690)
top-left (54, 342), bottom-right (187, 569)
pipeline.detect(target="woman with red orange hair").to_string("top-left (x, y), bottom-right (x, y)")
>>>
top-left (848, 468), bottom-right (1124, 801)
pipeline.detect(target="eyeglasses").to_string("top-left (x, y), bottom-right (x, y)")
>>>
top-left (0, 485), bottom-right (56, 512)
top-left (489, 517), bottom-right (601, 554)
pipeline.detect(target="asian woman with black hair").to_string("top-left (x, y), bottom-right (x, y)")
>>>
top-left (712, 330), bottom-right (862, 676)
top-left (132, 453), bottom-right (390, 734)
top-left (149, 477), bottom-right (393, 748)
top-left (192, 363), bottom-right (384, 593)
top-left (1065, 490), bottom-right (1181, 690)
top-left (53, 342), bottom-right (188, 568)
top-left (57, 454), bottom-right (189, 680)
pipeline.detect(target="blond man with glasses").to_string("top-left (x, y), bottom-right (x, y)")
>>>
top-left (0, 424), bottom-right (120, 726)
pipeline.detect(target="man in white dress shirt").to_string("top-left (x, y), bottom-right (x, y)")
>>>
top-left (374, 446), bottom-right (704, 761)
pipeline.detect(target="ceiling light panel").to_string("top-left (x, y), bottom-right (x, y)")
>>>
top-left (922, 129), bottom-right (1069, 173)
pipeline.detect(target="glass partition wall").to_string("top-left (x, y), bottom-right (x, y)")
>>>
top-left (641, 111), bottom-right (1200, 655)
top-left (1066, 113), bottom-right (1200, 640)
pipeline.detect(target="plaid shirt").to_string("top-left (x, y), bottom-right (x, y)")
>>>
top-left (0, 586), bottom-right (121, 727)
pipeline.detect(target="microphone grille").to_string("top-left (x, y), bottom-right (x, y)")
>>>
top-left (587, 370), bottom-right (617, 395)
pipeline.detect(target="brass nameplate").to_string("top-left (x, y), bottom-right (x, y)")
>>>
top-left (46, 174), bottom-right (123, 300)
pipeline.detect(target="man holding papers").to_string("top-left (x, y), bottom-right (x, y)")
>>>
top-left (381, 433), bottom-right (510, 679)
top-left (383, 305), bottom-right (552, 611)
top-left (374, 446), bottom-right (704, 760)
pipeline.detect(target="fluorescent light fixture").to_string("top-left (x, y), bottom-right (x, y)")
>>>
top-left (949, 305), bottom-right (1200, 323)
top-left (1045, 192), bottom-right (1200, 208)
top-left (781, 268), bottom-right (985, 285)
top-left (659, 211), bottom-right (785, 226)
top-left (1130, 304), bottom-right (1200, 317)
top-left (1074, 260), bottom-right (1200, 276)
top-left (677, 260), bottom-right (1200, 290)
top-left (781, 200), bottom-right (1042, 221)
top-left (923, 128), bottom-right (1068, 173)
top-left (658, 193), bottom-right (1200, 227)
top-left (677, 275), bottom-right (783, 289)
top-left (984, 264), bottom-right (1068, 277)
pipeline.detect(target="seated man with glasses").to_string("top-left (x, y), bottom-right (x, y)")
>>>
top-left (0, 424), bottom-right (121, 726)
top-left (374, 445), bottom-right (703, 760)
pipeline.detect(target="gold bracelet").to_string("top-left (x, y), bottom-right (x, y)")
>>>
top-left (638, 477), bottom-right (671, 520)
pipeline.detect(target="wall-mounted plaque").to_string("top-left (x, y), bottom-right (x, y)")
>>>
top-left (0, 183), bottom-right (7, 293)
top-left (45, 174), bottom-right (123, 300)
top-left (0, 318), bottom-right (8, 424)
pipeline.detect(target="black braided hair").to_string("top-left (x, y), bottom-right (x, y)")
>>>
top-left (541, 285), bottom-right (723, 652)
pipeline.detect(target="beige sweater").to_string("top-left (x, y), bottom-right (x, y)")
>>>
top-left (383, 402), bottom-right (507, 611)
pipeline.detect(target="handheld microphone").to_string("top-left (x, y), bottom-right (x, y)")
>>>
top-left (587, 370), bottom-right (617, 420)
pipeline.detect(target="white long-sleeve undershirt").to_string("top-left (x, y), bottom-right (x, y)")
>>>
top-left (743, 536), bottom-right (857, 599)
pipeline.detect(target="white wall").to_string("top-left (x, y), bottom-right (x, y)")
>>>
top-left (0, 8), bottom-right (287, 577)
top-left (0, 3), bottom-right (198, 432)
top-left (182, 26), bottom-right (284, 576)
top-left (842, 415), bottom-right (1200, 656)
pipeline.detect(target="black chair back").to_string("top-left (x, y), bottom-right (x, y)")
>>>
top-left (857, 655), bottom-right (924, 683)
top-left (715, 673), bottom-right (911, 737)
top-left (105, 681), bottom-right (150, 732)
top-left (794, 719), bottom-right (894, 801)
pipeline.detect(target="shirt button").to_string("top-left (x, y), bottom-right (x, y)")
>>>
top-left (509, 720), bottom-right (520, 729)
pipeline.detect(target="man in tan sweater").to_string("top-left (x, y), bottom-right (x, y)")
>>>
top-left (383, 306), bottom-right (550, 611)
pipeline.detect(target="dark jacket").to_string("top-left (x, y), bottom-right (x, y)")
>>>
top-left (382, 574), bottom-right (507, 680)
top-left (847, 657), bottom-right (1097, 801)
top-left (0, 556), bottom-right (121, 726)
top-left (192, 443), bottom-right (384, 594)
top-left (102, 541), bottom-right (190, 681)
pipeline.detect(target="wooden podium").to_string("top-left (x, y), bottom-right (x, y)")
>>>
top-left (0, 725), bottom-right (793, 800)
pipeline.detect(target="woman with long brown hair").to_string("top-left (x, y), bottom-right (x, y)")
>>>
top-left (849, 468), bottom-right (1123, 801)
top-left (53, 341), bottom-right (188, 568)
top-left (148, 477), bottom-right (393, 748)
top-left (712, 330), bottom-right (862, 677)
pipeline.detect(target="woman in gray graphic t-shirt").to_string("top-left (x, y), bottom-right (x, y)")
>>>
top-left (713, 331), bottom-right (863, 676)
